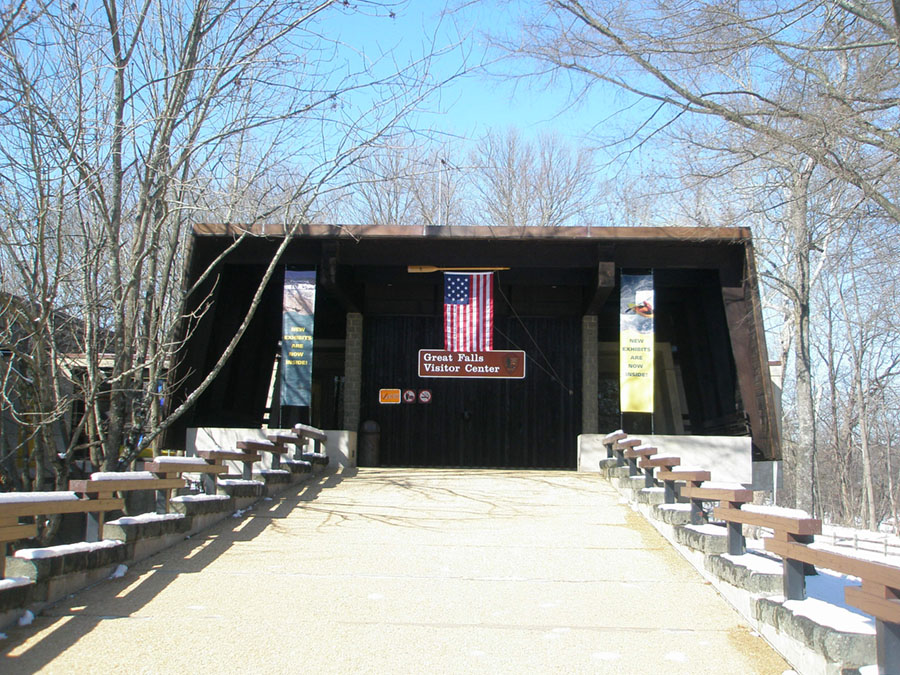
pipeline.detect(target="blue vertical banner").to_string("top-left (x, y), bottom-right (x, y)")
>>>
top-left (620, 273), bottom-right (655, 413)
top-left (281, 269), bottom-right (316, 407)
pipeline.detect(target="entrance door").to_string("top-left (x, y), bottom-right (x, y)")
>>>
top-left (360, 316), bottom-right (581, 467)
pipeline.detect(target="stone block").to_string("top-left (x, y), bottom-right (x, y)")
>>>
top-left (7, 541), bottom-right (129, 603)
top-left (0, 578), bottom-right (34, 613)
top-left (654, 503), bottom-right (693, 525)
top-left (104, 514), bottom-right (191, 542)
top-left (704, 554), bottom-right (782, 594)
top-left (755, 597), bottom-right (875, 670)
top-left (673, 524), bottom-right (729, 555)
top-left (170, 494), bottom-right (235, 517)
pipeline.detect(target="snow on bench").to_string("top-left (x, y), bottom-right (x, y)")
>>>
top-left (13, 539), bottom-right (122, 560)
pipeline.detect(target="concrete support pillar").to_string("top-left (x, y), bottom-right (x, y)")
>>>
top-left (582, 315), bottom-right (599, 434)
top-left (343, 312), bottom-right (363, 433)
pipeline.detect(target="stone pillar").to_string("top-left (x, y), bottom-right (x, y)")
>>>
top-left (343, 312), bottom-right (363, 432)
top-left (582, 315), bottom-right (598, 434)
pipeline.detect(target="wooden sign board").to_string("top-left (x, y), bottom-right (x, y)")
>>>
top-left (418, 350), bottom-right (526, 379)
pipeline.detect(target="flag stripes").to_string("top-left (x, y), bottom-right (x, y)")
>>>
top-left (444, 272), bottom-right (493, 351)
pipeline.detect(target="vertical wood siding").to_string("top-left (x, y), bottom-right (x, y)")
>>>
top-left (360, 316), bottom-right (581, 468)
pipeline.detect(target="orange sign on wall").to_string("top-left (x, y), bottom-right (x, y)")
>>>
top-left (379, 388), bottom-right (402, 404)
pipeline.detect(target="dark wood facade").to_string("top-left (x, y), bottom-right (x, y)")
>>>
top-left (169, 225), bottom-right (780, 465)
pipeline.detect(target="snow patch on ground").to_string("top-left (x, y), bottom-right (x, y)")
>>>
top-left (17, 610), bottom-right (34, 626)
top-left (217, 479), bottom-right (264, 487)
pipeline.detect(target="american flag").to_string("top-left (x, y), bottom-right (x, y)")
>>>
top-left (444, 272), bottom-right (494, 351)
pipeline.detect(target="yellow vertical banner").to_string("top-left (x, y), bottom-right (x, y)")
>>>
top-left (620, 273), bottom-right (654, 413)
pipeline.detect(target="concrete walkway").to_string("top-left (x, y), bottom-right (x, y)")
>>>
top-left (1, 469), bottom-right (790, 674)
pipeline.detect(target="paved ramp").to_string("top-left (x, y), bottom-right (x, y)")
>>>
top-left (2, 469), bottom-right (788, 673)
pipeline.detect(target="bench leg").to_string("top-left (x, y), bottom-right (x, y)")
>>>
top-left (614, 449), bottom-right (625, 467)
top-left (86, 511), bottom-right (104, 542)
top-left (202, 473), bottom-right (216, 494)
top-left (726, 521), bottom-right (745, 555)
top-left (242, 461), bottom-right (253, 481)
top-left (643, 468), bottom-right (654, 489)
top-left (876, 620), bottom-right (900, 675)
top-left (783, 557), bottom-right (807, 600)
top-left (155, 489), bottom-right (168, 514)
top-left (689, 498), bottom-right (704, 525)
top-left (664, 480), bottom-right (676, 504)
top-left (626, 457), bottom-right (638, 476)
top-left (272, 453), bottom-right (281, 471)
top-left (604, 443), bottom-right (613, 459)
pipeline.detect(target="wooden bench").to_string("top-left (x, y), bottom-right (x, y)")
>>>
top-left (623, 444), bottom-right (657, 485)
top-left (716, 505), bottom-right (900, 673)
top-left (655, 465), bottom-right (710, 506)
top-left (235, 439), bottom-right (282, 477)
top-left (196, 449), bottom-right (261, 490)
top-left (70, 472), bottom-right (185, 538)
top-left (612, 437), bottom-right (642, 468)
top-left (0, 491), bottom-right (124, 578)
top-left (602, 430), bottom-right (627, 460)
top-left (638, 455), bottom-right (680, 493)
top-left (603, 429), bottom-right (628, 459)
top-left (713, 505), bottom-right (820, 564)
top-left (268, 424), bottom-right (329, 467)
top-left (292, 423), bottom-right (329, 466)
top-left (143, 457), bottom-right (230, 505)
top-left (680, 484), bottom-right (755, 534)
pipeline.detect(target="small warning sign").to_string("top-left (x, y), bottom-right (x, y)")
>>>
top-left (402, 389), bottom-right (416, 403)
top-left (379, 389), bottom-right (401, 404)
top-left (418, 390), bottom-right (432, 404)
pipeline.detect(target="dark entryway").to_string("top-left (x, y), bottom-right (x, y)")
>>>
top-left (360, 315), bottom-right (581, 468)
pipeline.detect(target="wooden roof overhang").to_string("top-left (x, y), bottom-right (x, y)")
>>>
top-left (184, 224), bottom-right (780, 460)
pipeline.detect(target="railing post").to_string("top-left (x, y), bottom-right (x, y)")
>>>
top-left (783, 557), bottom-right (807, 600)
top-left (726, 521), bottom-right (745, 555)
top-left (689, 498), bottom-right (704, 525)
top-left (85, 511), bottom-right (103, 542)
top-left (664, 479), bottom-right (676, 504)
top-left (604, 441), bottom-right (614, 459)
top-left (783, 534), bottom-right (815, 600)
top-left (643, 467), bottom-right (655, 489)
top-left (626, 455), bottom-right (638, 476)
top-left (876, 620), bottom-right (900, 675)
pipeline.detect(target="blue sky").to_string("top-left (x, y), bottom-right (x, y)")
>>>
top-left (332, 1), bottom-right (617, 145)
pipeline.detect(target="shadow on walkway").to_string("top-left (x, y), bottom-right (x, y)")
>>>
top-left (0, 469), bottom-right (353, 671)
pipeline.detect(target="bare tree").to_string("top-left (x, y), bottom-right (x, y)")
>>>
top-left (466, 127), bottom-right (597, 227)
top-left (0, 1), bottom-right (455, 519)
